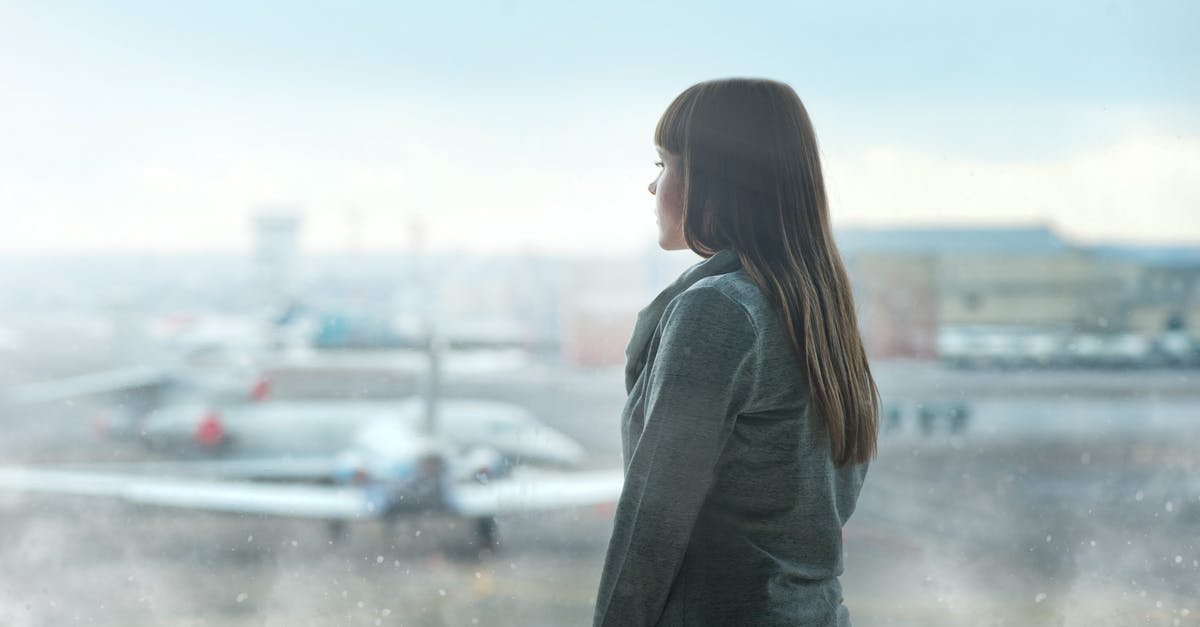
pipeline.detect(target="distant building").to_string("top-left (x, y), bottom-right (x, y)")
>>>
top-left (558, 256), bottom-right (648, 367)
top-left (252, 210), bottom-right (302, 305)
top-left (556, 249), bottom-right (700, 367)
top-left (846, 252), bottom-right (938, 359)
top-left (285, 227), bottom-right (1197, 367)
top-left (837, 225), bottom-right (1200, 361)
top-left (1088, 245), bottom-right (1200, 338)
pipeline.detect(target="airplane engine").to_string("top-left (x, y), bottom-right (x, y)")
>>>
top-left (452, 447), bottom-right (513, 484)
top-left (332, 451), bottom-right (372, 485)
top-left (332, 450), bottom-right (446, 514)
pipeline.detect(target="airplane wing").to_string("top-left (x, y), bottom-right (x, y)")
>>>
top-left (1, 365), bottom-right (174, 405)
top-left (0, 467), bottom-right (378, 520)
top-left (445, 468), bottom-right (625, 518)
top-left (0, 464), bottom-right (625, 520)
top-left (263, 348), bottom-right (531, 376)
top-left (56, 456), bottom-right (344, 482)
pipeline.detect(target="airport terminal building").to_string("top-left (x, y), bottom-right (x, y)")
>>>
top-left (838, 226), bottom-right (1200, 365)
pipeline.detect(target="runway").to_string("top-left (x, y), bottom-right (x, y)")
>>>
top-left (1, 337), bottom-right (1197, 626)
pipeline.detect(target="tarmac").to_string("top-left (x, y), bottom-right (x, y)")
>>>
top-left (0, 330), bottom-right (1197, 626)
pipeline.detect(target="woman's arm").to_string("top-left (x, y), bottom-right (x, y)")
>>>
top-left (594, 286), bottom-right (758, 627)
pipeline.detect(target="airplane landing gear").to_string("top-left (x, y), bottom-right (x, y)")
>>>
top-left (327, 519), bottom-right (348, 543)
top-left (475, 516), bottom-right (499, 552)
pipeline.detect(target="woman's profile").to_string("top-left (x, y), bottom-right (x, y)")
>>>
top-left (594, 78), bottom-right (880, 626)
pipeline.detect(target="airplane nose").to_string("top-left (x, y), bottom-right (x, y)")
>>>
top-left (538, 430), bottom-right (586, 467)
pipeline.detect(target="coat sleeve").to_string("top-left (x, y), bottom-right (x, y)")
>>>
top-left (594, 286), bottom-right (759, 627)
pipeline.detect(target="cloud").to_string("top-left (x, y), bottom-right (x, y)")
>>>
top-left (2, 125), bottom-right (1196, 253)
top-left (825, 135), bottom-right (1200, 244)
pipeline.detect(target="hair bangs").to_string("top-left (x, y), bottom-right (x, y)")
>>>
top-left (653, 85), bottom-right (700, 155)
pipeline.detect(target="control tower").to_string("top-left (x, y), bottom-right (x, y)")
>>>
top-left (252, 209), bottom-right (302, 305)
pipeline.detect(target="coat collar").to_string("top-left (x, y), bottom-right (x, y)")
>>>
top-left (624, 249), bottom-right (742, 392)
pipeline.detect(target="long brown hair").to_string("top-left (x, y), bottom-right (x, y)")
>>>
top-left (655, 78), bottom-right (879, 466)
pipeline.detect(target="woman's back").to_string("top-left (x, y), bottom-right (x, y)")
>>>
top-left (597, 253), bottom-right (868, 626)
top-left (669, 270), bottom-right (867, 626)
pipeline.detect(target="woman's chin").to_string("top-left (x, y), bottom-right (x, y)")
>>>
top-left (657, 236), bottom-right (686, 252)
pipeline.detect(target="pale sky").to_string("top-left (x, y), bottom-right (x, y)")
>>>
top-left (0, 0), bottom-right (1197, 254)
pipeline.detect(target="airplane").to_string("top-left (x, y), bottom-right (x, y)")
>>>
top-left (0, 450), bottom-right (623, 551)
top-left (0, 349), bottom-right (271, 440)
top-left (1, 307), bottom-right (538, 443)
top-left (0, 331), bottom-right (623, 549)
top-left (0, 309), bottom-right (280, 416)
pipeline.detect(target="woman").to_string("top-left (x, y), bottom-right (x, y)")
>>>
top-left (594, 79), bottom-right (879, 626)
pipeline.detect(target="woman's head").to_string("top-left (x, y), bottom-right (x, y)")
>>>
top-left (652, 78), bottom-right (828, 261)
top-left (651, 78), bottom-right (879, 466)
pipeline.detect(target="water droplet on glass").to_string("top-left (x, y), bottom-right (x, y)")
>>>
top-left (1035, 593), bottom-right (1047, 603)
top-left (236, 593), bottom-right (248, 603)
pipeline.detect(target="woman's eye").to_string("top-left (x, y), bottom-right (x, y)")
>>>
top-left (654, 161), bottom-right (664, 169)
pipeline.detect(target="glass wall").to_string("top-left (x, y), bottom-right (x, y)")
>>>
top-left (0, 2), bottom-right (1196, 625)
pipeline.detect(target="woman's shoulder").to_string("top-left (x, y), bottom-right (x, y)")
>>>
top-left (680, 269), bottom-right (771, 321)
top-left (654, 270), bottom-right (773, 346)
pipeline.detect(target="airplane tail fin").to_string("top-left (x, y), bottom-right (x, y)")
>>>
top-left (421, 329), bottom-right (447, 436)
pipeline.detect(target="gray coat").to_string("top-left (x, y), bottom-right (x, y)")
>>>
top-left (594, 250), bottom-right (869, 627)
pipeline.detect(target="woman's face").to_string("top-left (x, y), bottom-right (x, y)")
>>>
top-left (649, 146), bottom-right (687, 251)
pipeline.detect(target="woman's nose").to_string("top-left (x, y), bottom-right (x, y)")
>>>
top-left (648, 179), bottom-right (656, 195)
